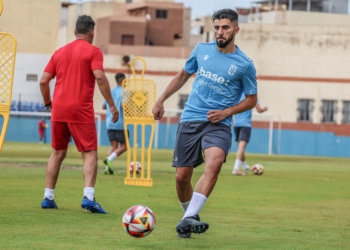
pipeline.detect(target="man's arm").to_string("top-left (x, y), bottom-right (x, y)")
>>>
top-left (40, 72), bottom-right (54, 109)
top-left (207, 94), bottom-right (257, 123)
top-left (152, 68), bottom-right (193, 120)
top-left (255, 103), bottom-right (268, 113)
top-left (93, 69), bottom-right (119, 123)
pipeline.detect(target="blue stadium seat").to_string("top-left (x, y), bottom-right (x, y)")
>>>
top-left (11, 100), bottom-right (17, 111)
top-left (29, 102), bottom-right (35, 112)
top-left (21, 101), bottom-right (29, 112)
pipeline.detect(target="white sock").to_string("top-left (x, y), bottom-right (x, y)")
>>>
top-left (179, 201), bottom-right (190, 212)
top-left (44, 188), bottom-right (54, 200)
top-left (84, 187), bottom-right (94, 201)
top-left (242, 161), bottom-right (249, 169)
top-left (233, 159), bottom-right (242, 170)
top-left (182, 192), bottom-right (207, 219)
top-left (107, 152), bottom-right (117, 162)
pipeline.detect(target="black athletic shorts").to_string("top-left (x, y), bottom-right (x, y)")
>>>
top-left (107, 129), bottom-right (129, 143)
top-left (234, 127), bottom-right (251, 142)
top-left (172, 121), bottom-right (232, 168)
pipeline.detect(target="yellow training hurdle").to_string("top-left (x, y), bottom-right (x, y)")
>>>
top-left (0, 0), bottom-right (17, 153)
top-left (123, 57), bottom-right (156, 187)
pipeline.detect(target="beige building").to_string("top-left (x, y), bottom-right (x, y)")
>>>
top-left (0, 0), bottom-right (61, 54)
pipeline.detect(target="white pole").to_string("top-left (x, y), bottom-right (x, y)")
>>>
top-left (307, 0), bottom-right (311, 12)
top-left (268, 114), bottom-right (274, 155)
top-left (154, 120), bottom-right (159, 149)
top-left (274, 0), bottom-right (278, 11)
top-left (289, 0), bottom-right (293, 10)
top-left (328, 1), bottom-right (332, 13)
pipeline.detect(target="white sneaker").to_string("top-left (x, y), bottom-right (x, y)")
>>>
top-left (244, 166), bottom-right (249, 175)
top-left (232, 169), bottom-right (245, 176)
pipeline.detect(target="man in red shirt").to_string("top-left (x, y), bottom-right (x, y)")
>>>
top-left (39, 15), bottom-right (119, 213)
top-left (38, 118), bottom-right (47, 143)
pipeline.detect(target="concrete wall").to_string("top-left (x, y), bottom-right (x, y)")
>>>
top-left (12, 53), bottom-right (55, 103)
top-left (0, 0), bottom-right (61, 54)
top-left (248, 10), bottom-right (350, 26)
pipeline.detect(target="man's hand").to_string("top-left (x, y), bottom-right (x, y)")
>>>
top-left (207, 110), bottom-right (228, 123)
top-left (152, 101), bottom-right (165, 120)
top-left (109, 104), bottom-right (119, 123)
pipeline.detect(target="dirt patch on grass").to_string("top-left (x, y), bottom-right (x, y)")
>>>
top-left (0, 162), bottom-right (83, 170)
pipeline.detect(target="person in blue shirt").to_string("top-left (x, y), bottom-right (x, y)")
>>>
top-left (102, 73), bottom-right (128, 175)
top-left (232, 93), bottom-right (268, 175)
top-left (152, 9), bottom-right (258, 238)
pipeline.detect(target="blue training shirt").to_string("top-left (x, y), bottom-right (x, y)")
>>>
top-left (104, 86), bottom-right (124, 130)
top-left (180, 42), bottom-right (257, 127)
top-left (233, 93), bottom-right (253, 128)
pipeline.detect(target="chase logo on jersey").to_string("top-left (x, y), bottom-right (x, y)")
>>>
top-left (204, 55), bottom-right (209, 61)
top-left (228, 65), bottom-right (237, 76)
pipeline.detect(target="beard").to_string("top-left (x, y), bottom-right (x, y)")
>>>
top-left (216, 34), bottom-right (234, 48)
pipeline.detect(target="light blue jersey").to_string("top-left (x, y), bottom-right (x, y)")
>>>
top-left (233, 93), bottom-right (253, 127)
top-left (180, 42), bottom-right (257, 127)
top-left (104, 86), bottom-right (124, 130)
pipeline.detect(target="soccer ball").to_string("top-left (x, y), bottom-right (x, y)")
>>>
top-left (122, 205), bottom-right (156, 238)
top-left (252, 164), bottom-right (264, 175)
top-left (130, 161), bottom-right (142, 174)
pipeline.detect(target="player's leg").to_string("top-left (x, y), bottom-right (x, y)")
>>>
top-left (237, 127), bottom-right (251, 175)
top-left (177, 123), bottom-right (231, 234)
top-left (39, 129), bottom-right (44, 143)
top-left (104, 138), bottom-right (118, 175)
top-left (233, 127), bottom-right (244, 175)
top-left (171, 122), bottom-right (206, 237)
top-left (69, 123), bottom-right (106, 214)
top-left (41, 122), bottom-right (70, 209)
top-left (177, 147), bottom-right (224, 235)
top-left (104, 130), bottom-right (128, 174)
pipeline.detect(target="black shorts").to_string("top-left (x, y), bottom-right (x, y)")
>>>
top-left (107, 129), bottom-right (129, 143)
top-left (234, 127), bottom-right (251, 142)
top-left (172, 121), bottom-right (232, 168)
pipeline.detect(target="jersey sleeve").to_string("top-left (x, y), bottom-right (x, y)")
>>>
top-left (242, 61), bottom-right (257, 95)
top-left (184, 45), bottom-right (199, 74)
top-left (91, 48), bottom-right (104, 72)
top-left (44, 55), bottom-right (56, 77)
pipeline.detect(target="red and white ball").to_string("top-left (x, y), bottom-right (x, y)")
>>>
top-left (122, 205), bottom-right (156, 238)
top-left (252, 164), bottom-right (264, 175)
top-left (130, 161), bottom-right (142, 174)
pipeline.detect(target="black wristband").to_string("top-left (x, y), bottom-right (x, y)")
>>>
top-left (44, 102), bottom-right (52, 107)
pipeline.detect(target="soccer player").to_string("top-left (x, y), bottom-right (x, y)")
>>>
top-left (39, 15), bottom-right (119, 213)
top-left (38, 117), bottom-right (47, 144)
top-left (232, 93), bottom-right (268, 175)
top-left (152, 9), bottom-right (257, 237)
top-left (102, 73), bottom-right (128, 175)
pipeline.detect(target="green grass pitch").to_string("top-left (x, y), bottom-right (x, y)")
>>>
top-left (0, 142), bottom-right (349, 249)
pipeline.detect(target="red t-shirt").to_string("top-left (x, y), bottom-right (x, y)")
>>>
top-left (38, 120), bottom-right (46, 131)
top-left (44, 39), bottom-right (104, 123)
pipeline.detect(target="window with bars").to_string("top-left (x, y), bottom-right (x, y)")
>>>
top-left (342, 101), bottom-right (350, 124)
top-left (178, 94), bottom-right (188, 110)
top-left (297, 99), bottom-right (313, 122)
top-left (26, 74), bottom-right (38, 82)
top-left (321, 100), bottom-right (337, 123)
top-left (156, 10), bottom-right (167, 19)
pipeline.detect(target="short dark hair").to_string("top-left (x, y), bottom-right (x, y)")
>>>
top-left (75, 15), bottom-right (95, 34)
top-left (115, 73), bottom-right (125, 82)
top-left (212, 9), bottom-right (239, 23)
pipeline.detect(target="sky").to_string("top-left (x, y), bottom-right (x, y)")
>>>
top-left (174, 0), bottom-right (252, 19)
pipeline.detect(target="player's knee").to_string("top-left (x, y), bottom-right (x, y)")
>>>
top-left (52, 150), bottom-right (67, 160)
top-left (176, 170), bottom-right (191, 185)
